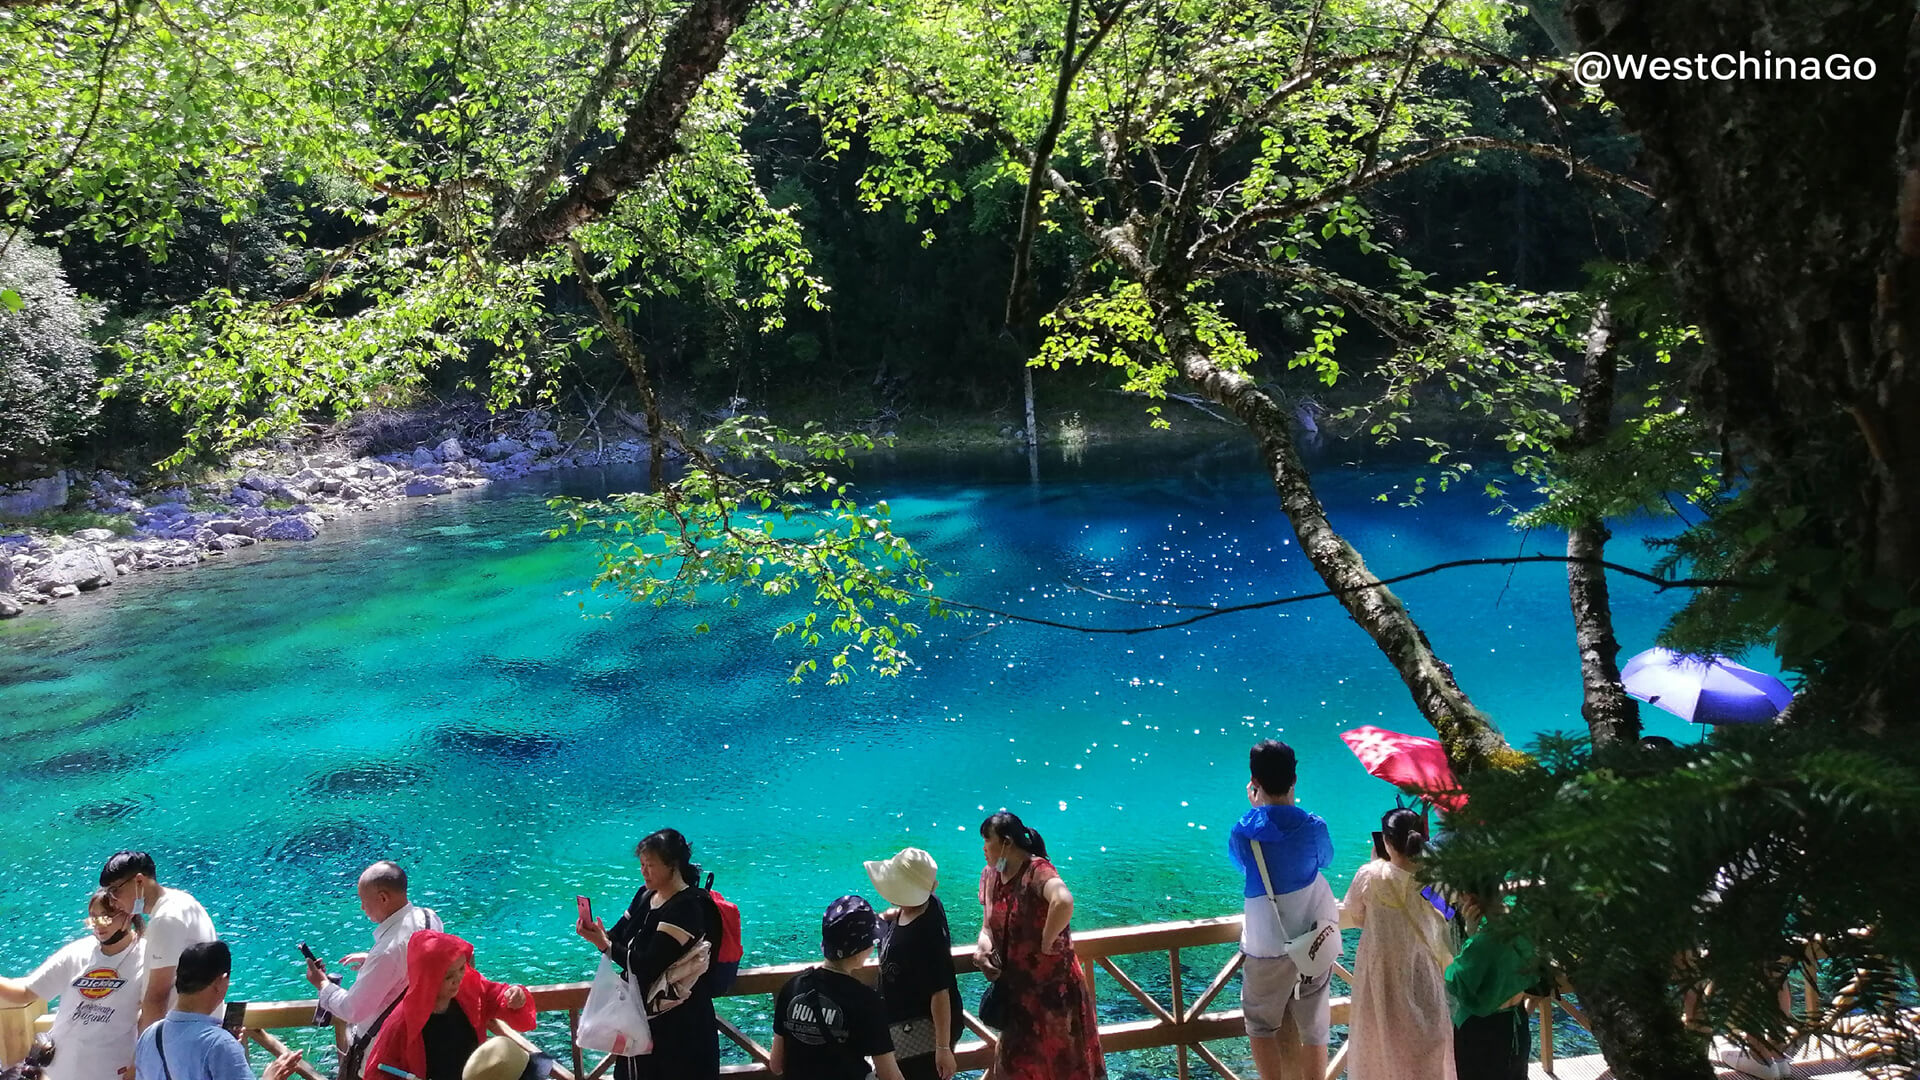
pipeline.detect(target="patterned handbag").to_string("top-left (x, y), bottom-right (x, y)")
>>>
top-left (888, 1016), bottom-right (938, 1059)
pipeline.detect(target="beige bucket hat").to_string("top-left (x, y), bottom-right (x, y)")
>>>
top-left (463, 1035), bottom-right (555, 1080)
top-left (864, 847), bottom-right (939, 909)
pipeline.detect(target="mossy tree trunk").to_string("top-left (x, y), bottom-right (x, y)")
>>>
top-left (1144, 281), bottom-right (1518, 777)
top-left (1566, 301), bottom-right (1641, 750)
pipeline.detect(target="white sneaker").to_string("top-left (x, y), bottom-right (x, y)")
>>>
top-left (1718, 1047), bottom-right (1785, 1080)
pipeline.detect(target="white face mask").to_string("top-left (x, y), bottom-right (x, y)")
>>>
top-left (130, 891), bottom-right (146, 917)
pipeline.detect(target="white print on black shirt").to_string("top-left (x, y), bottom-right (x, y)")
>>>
top-left (784, 990), bottom-right (850, 1046)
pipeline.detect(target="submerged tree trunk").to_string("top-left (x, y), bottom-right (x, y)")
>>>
top-left (1146, 283), bottom-right (1517, 774)
top-left (1566, 301), bottom-right (1641, 749)
top-left (1023, 366), bottom-right (1039, 482)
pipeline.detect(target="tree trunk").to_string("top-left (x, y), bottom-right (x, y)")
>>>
top-left (1566, 301), bottom-right (1641, 748)
top-left (1577, 961), bottom-right (1716, 1080)
top-left (491, 0), bottom-right (762, 260)
top-left (1146, 284), bottom-right (1517, 774)
top-left (1558, 302), bottom-right (1703, 1080)
top-left (570, 242), bottom-right (668, 491)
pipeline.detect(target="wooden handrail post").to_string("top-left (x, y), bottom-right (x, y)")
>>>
top-left (569, 1006), bottom-right (585, 1079)
top-left (1172, 947), bottom-right (1189, 1080)
top-left (0, 1000), bottom-right (46, 1066)
top-left (1537, 995), bottom-right (1555, 1072)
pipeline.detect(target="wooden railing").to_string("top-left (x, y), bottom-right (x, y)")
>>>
top-left (6, 916), bottom-right (1298, 1080)
top-left (1, 914), bottom-right (1872, 1080)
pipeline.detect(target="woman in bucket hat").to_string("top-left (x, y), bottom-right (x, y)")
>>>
top-left (866, 849), bottom-right (961, 1080)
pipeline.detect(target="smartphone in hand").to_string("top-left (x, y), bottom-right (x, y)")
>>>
top-left (223, 1000), bottom-right (248, 1040)
top-left (300, 942), bottom-right (336, 1026)
top-left (576, 895), bottom-right (593, 925)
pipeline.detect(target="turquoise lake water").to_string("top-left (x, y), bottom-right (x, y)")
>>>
top-left (0, 444), bottom-right (1747, 1070)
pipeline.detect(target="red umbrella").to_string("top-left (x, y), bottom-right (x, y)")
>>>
top-left (1339, 725), bottom-right (1467, 812)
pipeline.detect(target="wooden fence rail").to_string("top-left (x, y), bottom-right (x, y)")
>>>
top-left (1, 913), bottom-right (1857, 1080)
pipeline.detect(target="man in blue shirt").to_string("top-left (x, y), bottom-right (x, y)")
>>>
top-left (133, 941), bottom-right (303, 1080)
top-left (1228, 739), bottom-right (1338, 1080)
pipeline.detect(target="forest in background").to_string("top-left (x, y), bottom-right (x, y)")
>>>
top-left (2, 15), bottom-right (1644, 478)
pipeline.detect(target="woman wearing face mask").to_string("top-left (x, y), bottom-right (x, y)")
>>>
top-left (1340, 808), bottom-right (1456, 1080)
top-left (973, 811), bottom-right (1105, 1080)
top-left (0, 889), bottom-right (147, 1080)
top-left (360, 930), bottom-right (536, 1080)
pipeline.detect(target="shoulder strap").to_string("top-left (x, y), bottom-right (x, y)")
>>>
top-left (1249, 840), bottom-right (1294, 935)
top-left (155, 1021), bottom-right (175, 1080)
top-left (341, 989), bottom-right (408, 1080)
top-left (1249, 839), bottom-right (1279, 900)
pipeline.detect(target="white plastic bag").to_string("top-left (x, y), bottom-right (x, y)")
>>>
top-left (577, 954), bottom-right (653, 1056)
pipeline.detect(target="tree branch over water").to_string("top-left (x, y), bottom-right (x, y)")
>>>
top-left (933, 554), bottom-right (1750, 635)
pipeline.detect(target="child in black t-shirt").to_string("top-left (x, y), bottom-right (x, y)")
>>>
top-left (772, 895), bottom-right (905, 1080)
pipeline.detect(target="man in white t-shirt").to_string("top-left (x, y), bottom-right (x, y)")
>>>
top-left (0, 888), bottom-right (148, 1080)
top-left (100, 849), bottom-right (218, 1031)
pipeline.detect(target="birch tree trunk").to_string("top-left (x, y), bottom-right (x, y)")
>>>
top-left (1566, 301), bottom-right (1641, 749)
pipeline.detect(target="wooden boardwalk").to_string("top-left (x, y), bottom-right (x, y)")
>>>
top-left (1531, 1043), bottom-right (1876, 1080)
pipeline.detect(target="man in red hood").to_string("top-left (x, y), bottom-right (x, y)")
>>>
top-left (361, 930), bottom-right (537, 1080)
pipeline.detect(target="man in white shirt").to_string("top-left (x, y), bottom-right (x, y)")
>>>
top-left (303, 861), bottom-right (441, 1057)
top-left (100, 850), bottom-right (218, 1032)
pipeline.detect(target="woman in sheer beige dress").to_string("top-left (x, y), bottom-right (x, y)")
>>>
top-left (1340, 808), bottom-right (1457, 1080)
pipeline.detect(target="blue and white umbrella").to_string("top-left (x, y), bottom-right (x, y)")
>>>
top-left (1620, 647), bottom-right (1794, 725)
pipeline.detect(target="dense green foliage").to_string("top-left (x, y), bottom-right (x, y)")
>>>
top-left (1434, 727), bottom-right (1920, 1072)
top-left (0, 239), bottom-right (103, 462)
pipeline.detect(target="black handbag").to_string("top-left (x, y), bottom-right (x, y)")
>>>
top-left (977, 979), bottom-right (1007, 1030)
top-left (978, 859), bottom-right (1035, 1032)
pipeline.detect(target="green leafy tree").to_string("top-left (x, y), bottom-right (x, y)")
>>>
top-left (0, 238), bottom-right (103, 465)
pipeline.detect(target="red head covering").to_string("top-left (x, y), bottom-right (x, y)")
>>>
top-left (362, 930), bottom-right (537, 1080)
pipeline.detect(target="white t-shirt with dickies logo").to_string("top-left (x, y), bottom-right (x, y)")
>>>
top-left (27, 936), bottom-right (147, 1080)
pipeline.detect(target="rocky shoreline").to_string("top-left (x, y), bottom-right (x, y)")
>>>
top-left (0, 413), bottom-right (667, 619)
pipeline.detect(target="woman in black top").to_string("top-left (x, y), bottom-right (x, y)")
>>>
top-left (866, 847), bottom-right (962, 1080)
top-left (578, 829), bottom-right (721, 1080)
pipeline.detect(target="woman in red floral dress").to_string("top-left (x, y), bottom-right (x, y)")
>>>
top-left (973, 811), bottom-right (1106, 1080)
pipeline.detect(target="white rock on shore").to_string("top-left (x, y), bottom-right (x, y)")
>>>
top-left (0, 410), bottom-right (682, 617)
top-left (35, 547), bottom-right (117, 592)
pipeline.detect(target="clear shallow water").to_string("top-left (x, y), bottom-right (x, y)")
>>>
top-left (0, 444), bottom-right (1742, 1067)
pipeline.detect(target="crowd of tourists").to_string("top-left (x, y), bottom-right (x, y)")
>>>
top-left (0, 739), bottom-right (1632, 1080)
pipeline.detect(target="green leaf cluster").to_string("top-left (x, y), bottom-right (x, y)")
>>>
top-left (545, 417), bottom-right (942, 684)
